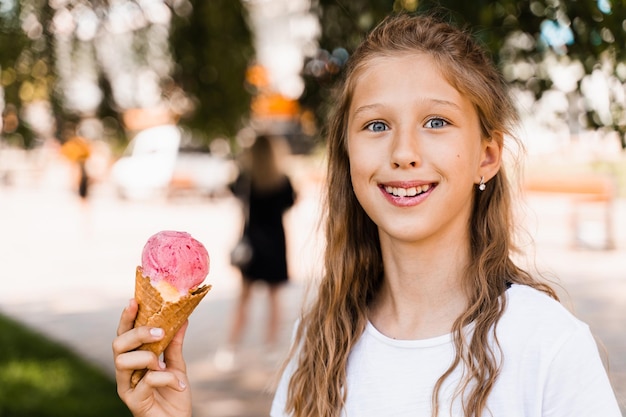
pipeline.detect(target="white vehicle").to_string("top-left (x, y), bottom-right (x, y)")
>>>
top-left (111, 124), bottom-right (238, 200)
top-left (111, 124), bottom-right (181, 200)
top-left (171, 152), bottom-right (239, 198)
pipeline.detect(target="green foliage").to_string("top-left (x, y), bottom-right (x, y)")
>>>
top-left (0, 1), bottom-right (48, 148)
top-left (2, 1), bottom-right (625, 150)
top-left (0, 313), bottom-right (132, 417)
top-left (0, 1), bottom-right (254, 150)
top-left (303, 0), bottom-right (626, 148)
top-left (169, 0), bottom-right (254, 146)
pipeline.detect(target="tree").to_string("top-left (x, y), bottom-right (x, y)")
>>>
top-left (0, 0), bottom-right (254, 150)
top-left (169, 0), bottom-right (254, 146)
top-left (0, 0), bottom-right (55, 148)
top-left (303, 0), bottom-right (626, 148)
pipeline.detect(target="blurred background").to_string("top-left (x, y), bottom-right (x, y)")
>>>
top-left (0, 0), bottom-right (625, 416)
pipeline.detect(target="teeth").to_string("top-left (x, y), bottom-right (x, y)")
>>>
top-left (384, 184), bottom-right (431, 197)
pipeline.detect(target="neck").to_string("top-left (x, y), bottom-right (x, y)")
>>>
top-left (369, 236), bottom-right (470, 340)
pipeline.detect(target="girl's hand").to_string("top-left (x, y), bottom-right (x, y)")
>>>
top-left (112, 299), bottom-right (192, 417)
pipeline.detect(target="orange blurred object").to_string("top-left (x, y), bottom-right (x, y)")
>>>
top-left (60, 136), bottom-right (91, 163)
top-left (246, 64), bottom-right (270, 89)
top-left (251, 93), bottom-right (300, 119)
top-left (123, 108), bottom-right (178, 132)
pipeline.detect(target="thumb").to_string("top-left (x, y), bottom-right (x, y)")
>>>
top-left (163, 320), bottom-right (188, 373)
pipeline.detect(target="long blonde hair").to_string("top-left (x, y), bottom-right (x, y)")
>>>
top-left (285, 13), bottom-right (557, 417)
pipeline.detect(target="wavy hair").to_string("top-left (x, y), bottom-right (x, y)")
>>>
top-left (284, 12), bottom-right (557, 417)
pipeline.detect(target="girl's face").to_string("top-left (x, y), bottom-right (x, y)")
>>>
top-left (346, 53), bottom-right (500, 247)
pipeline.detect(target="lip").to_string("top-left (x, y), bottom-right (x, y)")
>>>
top-left (378, 181), bottom-right (437, 207)
top-left (381, 180), bottom-right (433, 188)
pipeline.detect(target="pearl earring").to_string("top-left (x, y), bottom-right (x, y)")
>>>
top-left (478, 176), bottom-right (486, 191)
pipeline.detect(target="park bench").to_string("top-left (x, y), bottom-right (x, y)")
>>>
top-left (523, 172), bottom-right (616, 250)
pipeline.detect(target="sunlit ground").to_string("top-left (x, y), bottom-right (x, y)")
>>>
top-left (0, 146), bottom-right (624, 415)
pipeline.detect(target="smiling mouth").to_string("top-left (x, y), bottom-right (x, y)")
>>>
top-left (383, 183), bottom-right (434, 197)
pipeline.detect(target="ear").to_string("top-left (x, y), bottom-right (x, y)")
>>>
top-left (476, 131), bottom-right (503, 183)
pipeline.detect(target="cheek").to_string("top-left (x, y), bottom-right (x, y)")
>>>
top-left (348, 155), bottom-right (371, 203)
top-left (349, 168), bottom-right (372, 218)
top-left (348, 159), bottom-right (362, 191)
top-left (444, 142), bottom-right (482, 172)
top-left (348, 148), bottom-right (372, 185)
top-left (348, 136), bottom-right (377, 168)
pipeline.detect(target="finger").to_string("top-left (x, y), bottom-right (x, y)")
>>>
top-left (115, 350), bottom-right (165, 375)
top-left (163, 321), bottom-right (188, 374)
top-left (136, 369), bottom-right (187, 393)
top-left (120, 370), bottom-right (187, 417)
top-left (113, 326), bottom-right (164, 356)
top-left (113, 326), bottom-right (164, 393)
top-left (117, 299), bottom-right (138, 337)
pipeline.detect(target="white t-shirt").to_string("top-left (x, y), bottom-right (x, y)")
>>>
top-left (271, 284), bottom-right (622, 416)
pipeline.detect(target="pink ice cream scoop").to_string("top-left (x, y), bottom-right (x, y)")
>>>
top-left (131, 230), bottom-right (211, 387)
top-left (141, 230), bottom-right (210, 295)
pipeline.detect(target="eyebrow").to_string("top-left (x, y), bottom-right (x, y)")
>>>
top-left (352, 98), bottom-right (463, 117)
top-left (351, 103), bottom-right (383, 117)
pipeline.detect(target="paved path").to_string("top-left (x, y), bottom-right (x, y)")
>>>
top-left (1, 158), bottom-right (624, 415)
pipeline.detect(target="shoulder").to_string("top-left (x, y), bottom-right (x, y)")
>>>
top-left (494, 285), bottom-right (622, 416)
top-left (502, 284), bottom-right (583, 330)
top-left (497, 284), bottom-right (589, 354)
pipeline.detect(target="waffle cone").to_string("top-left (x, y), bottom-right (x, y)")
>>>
top-left (130, 266), bottom-right (211, 388)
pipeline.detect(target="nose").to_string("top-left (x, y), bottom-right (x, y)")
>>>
top-left (390, 129), bottom-right (421, 168)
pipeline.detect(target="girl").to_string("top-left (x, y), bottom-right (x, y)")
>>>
top-left (113, 13), bottom-right (622, 417)
top-left (221, 134), bottom-right (296, 368)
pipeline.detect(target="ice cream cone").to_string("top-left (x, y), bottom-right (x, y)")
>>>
top-left (131, 266), bottom-right (211, 387)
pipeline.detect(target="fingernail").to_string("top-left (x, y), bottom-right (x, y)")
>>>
top-left (159, 360), bottom-right (166, 370)
top-left (150, 328), bottom-right (164, 337)
top-left (179, 380), bottom-right (186, 389)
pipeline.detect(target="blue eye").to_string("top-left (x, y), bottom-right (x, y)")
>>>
top-left (425, 118), bottom-right (448, 129)
top-left (367, 121), bottom-right (388, 132)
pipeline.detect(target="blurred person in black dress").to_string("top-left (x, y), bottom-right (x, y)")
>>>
top-left (216, 134), bottom-right (296, 370)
